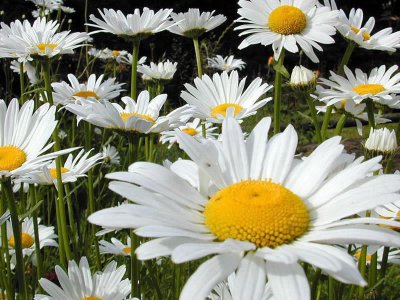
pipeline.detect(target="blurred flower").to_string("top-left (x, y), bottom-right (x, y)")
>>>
top-left (267, 56), bottom-right (274, 65)
top-left (58, 130), bottom-right (67, 140)
top-left (27, 0), bottom-right (63, 12)
top-left (102, 145), bottom-right (120, 165)
top-left (207, 55), bottom-right (246, 72)
top-left (365, 127), bottom-right (398, 155)
top-left (138, 60), bottom-right (177, 82)
top-left (99, 237), bottom-right (132, 256)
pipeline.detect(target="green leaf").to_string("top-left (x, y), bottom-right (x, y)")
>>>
top-left (297, 111), bottom-right (313, 123)
top-left (273, 64), bottom-right (290, 78)
top-left (20, 200), bottom-right (44, 219)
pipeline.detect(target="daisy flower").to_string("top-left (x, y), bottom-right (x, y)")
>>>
top-left (35, 257), bottom-right (131, 300)
top-left (10, 60), bottom-right (39, 84)
top-left (90, 116), bottom-right (400, 300)
top-left (17, 149), bottom-right (103, 186)
top-left (99, 236), bottom-right (132, 256)
top-left (180, 71), bottom-right (272, 123)
top-left (0, 99), bottom-right (72, 177)
top-left (116, 54), bottom-right (147, 66)
top-left (0, 17), bottom-right (88, 62)
top-left (88, 47), bottom-right (129, 61)
top-left (316, 65), bottom-right (400, 108)
top-left (207, 55), bottom-right (246, 72)
top-left (51, 74), bottom-right (124, 106)
top-left (364, 127), bottom-right (398, 155)
top-left (337, 8), bottom-right (400, 52)
top-left (27, 0), bottom-right (63, 12)
top-left (236, 0), bottom-right (339, 63)
top-left (160, 118), bottom-right (218, 149)
top-left (137, 60), bottom-right (178, 82)
top-left (102, 144), bottom-right (120, 166)
top-left (66, 91), bottom-right (174, 134)
top-left (289, 65), bottom-right (317, 90)
top-left (168, 9), bottom-right (227, 38)
top-left (88, 8), bottom-right (173, 40)
top-left (6, 217), bottom-right (57, 259)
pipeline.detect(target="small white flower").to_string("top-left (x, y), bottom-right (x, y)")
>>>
top-left (58, 130), bottom-right (67, 140)
top-left (27, 0), bottom-right (63, 12)
top-left (365, 127), bottom-right (398, 154)
top-left (290, 66), bottom-right (317, 88)
top-left (102, 145), bottom-right (120, 165)
top-left (138, 60), bottom-right (178, 82)
top-left (207, 55), bottom-right (246, 72)
top-left (99, 237), bottom-right (132, 256)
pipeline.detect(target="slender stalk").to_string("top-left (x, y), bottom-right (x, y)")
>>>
top-left (380, 247), bottom-right (390, 279)
top-left (30, 185), bottom-right (43, 286)
top-left (328, 277), bottom-right (335, 300)
top-left (273, 51), bottom-right (285, 134)
top-left (365, 99), bottom-right (376, 129)
top-left (334, 114), bottom-right (347, 136)
top-left (64, 184), bottom-right (78, 258)
top-left (358, 211), bottom-right (371, 300)
top-left (202, 122), bottom-right (206, 138)
top-left (306, 95), bottom-right (322, 142)
top-left (321, 106), bottom-right (333, 141)
top-left (2, 180), bottom-right (27, 300)
top-left (311, 268), bottom-right (322, 300)
top-left (368, 253), bottom-right (377, 287)
top-left (131, 40), bottom-right (141, 99)
top-left (19, 63), bottom-right (26, 103)
top-left (193, 37), bottom-right (203, 77)
top-left (0, 188), bottom-right (13, 300)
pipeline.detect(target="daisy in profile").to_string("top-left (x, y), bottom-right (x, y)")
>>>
top-left (236, 0), bottom-right (339, 62)
top-left (17, 149), bottom-right (103, 187)
top-left (138, 60), bottom-right (178, 83)
top-left (99, 236), bottom-right (131, 256)
top-left (0, 17), bottom-right (88, 62)
top-left (168, 9), bottom-right (227, 38)
top-left (51, 74), bottom-right (124, 106)
top-left (337, 8), bottom-right (400, 52)
top-left (207, 55), bottom-right (246, 72)
top-left (364, 127), bottom-right (398, 157)
top-left (181, 71), bottom-right (272, 123)
top-left (6, 217), bottom-right (57, 259)
top-left (116, 54), bottom-right (147, 66)
top-left (316, 65), bottom-right (400, 108)
top-left (88, 8), bottom-right (173, 39)
top-left (35, 257), bottom-right (131, 300)
top-left (160, 118), bottom-right (218, 149)
top-left (102, 144), bottom-right (120, 166)
top-left (90, 116), bottom-right (400, 300)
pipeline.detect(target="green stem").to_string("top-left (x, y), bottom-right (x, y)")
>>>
top-left (306, 95), bottom-right (322, 142)
top-left (202, 123), bottom-right (206, 138)
top-left (358, 211), bottom-right (371, 300)
top-left (130, 230), bottom-right (139, 298)
top-left (131, 40), bottom-right (141, 99)
top-left (311, 268), bottom-right (322, 300)
top-left (328, 277), bottom-right (335, 300)
top-left (380, 246), bottom-right (390, 280)
top-left (64, 184), bottom-right (77, 258)
top-left (365, 99), bottom-right (376, 129)
top-left (273, 51), bottom-right (285, 134)
top-left (2, 180), bottom-right (27, 300)
top-left (334, 114), bottom-right (347, 136)
top-left (368, 253), bottom-right (377, 287)
top-left (19, 63), bottom-right (25, 103)
top-left (0, 188), bottom-right (13, 300)
top-left (193, 38), bottom-right (203, 77)
top-left (30, 185), bottom-right (43, 287)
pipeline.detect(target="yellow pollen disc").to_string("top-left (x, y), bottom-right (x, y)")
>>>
top-left (36, 43), bottom-right (57, 53)
top-left (73, 90), bottom-right (99, 99)
top-left (120, 112), bottom-right (155, 123)
top-left (9, 232), bottom-right (34, 249)
top-left (268, 5), bottom-right (307, 35)
top-left (351, 26), bottom-right (371, 41)
top-left (210, 103), bottom-right (243, 119)
top-left (0, 146), bottom-right (27, 171)
top-left (111, 50), bottom-right (121, 56)
top-left (204, 180), bottom-right (309, 248)
top-left (352, 84), bottom-right (385, 95)
top-left (81, 297), bottom-right (101, 300)
top-left (181, 128), bottom-right (198, 136)
top-left (49, 167), bottom-right (70, 179)
top-left (122, 246), bottom-right (132, 254)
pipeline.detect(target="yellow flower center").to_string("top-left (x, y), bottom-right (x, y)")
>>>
top-left (81, 297), bottom-right (101, 300)
top-left (181, 128), bottom-right (198, 136)
top-left (49, 167), bottom-right (70, 179)
top-left (120, 112), bottom-right (155, 123)
top-left (268, 5), bottom-right (307, 35)
top-left (354, 250), bottom-right (372, 262)
top-left (36, 43), bottom-right (57, 53)
top-left (351, 26), bottom-right (371, 41)
top-left (210, 103), bottom-right (243, 119)
top-left (73, 91), bottom-right (99, 99)
top-left (204, 180), bottom-right (309, 248)
top-left (111, 50), bottom-right (121, 56)
top-left (352, 84), bottom-right (385, 95)
top-left (122, 246), bottom-right (132, 255)
top-left (0, 146), bottom-right (27, 171)
top-left (9, 232), bottom-right (34, 249)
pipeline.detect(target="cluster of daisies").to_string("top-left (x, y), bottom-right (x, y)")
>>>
top-left (0, 0), bottom-right (400, 299)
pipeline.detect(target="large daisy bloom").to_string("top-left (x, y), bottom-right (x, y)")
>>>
top-left (0, 17), bottom-right (88, 62)
top-left (337, 8), bottom-right (400, 52)
top-left (207, 55), bottom-right (246, 72)
top-left (181, 71), bottom-right (272, 123)
top-left (0, 99), bottom-right (72, 177)
top-left (51, 74), bottom-right (124, 106)
top-left (236, 0), bottom-right (339, 63)
top-left (168, 9), bottom-right (227, 38)
top-left (90, 116), bottom-right (400, 300)
top-left (88, 8), bottom-right (173, 40)
top-left (316, 65), bottom-right (400, 108)
top-left (138, 60), bottom-right (178, 82)
top-left (66, 91), bottom-right (176, 134)
top-left (35, 257), bottom-right (131, 300)
top-left (99, 237), bottom-right (132, 257)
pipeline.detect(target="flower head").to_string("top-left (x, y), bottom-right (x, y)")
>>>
top-left (99, 237), bottom-right (132, 256)
top-left (138, 60), bottom-right (178, 82)
top-left (365, 127), bottom-right (398, 156)
top-left (102, 144), bottom-right (120, 166)
top-left (290, 65), bottom-right (317, 91)
top-left (207, 55), bottom-right (246, 72)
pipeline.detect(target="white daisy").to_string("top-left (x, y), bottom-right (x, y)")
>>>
top-left (90, 116), bottom-right (400, 300)
top-left (0, 99), bottom-right (72, 177)
top-left (137, 60), bottom-right (178, 82)
top-left (17, 149), bottom-right (103, 186)
top-left (51, 74), bottom-right (124, 106)
top-left (27, 0), bottom-right (63, 12)
top-left (337, 8), bottom-right (400, 52)
top-left (168, 9), bottom-right (227, 38)
top-left (0, 17), bottom-right (88, 62)
top-left (180, 71), bottom-right (272, 123)
top-left (10, 60), bottom-right (39, 84)
top-left (88, 47), bottom-right (129, 61)
top-left (6, 217), bottom-right (57, 258)
top-left (88, 8), bottom-right (173, 40)
top-left (365, 127), bottom-right (398, 155)
top-left (116, 54), bottom-right (147, 66)
top-left (99, 236), bottom-right (132, 256)
top-left (207, 55), bottom-right (246, 72)
top-left (236, 0), bottom-right (339, 62)
top-left (66, 91), bottom-right (173, 134)
top-left (102, 144), bottom-right (120, 165)
top-left (160, 118), bottom-right (218, 149)
top-left (316, 65), bottom-right (400, 108)
top-left (35, 257), bottom-right (131, 300)
top-left (289, 65), bottom-right (317, 89)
